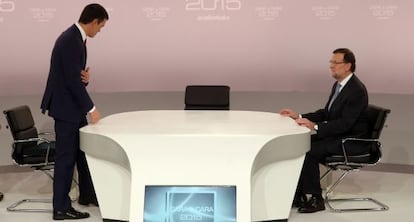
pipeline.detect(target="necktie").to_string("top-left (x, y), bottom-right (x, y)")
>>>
top-left (328, 83), bottom-right (341, 110)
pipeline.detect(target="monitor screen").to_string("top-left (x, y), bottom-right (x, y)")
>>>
top-left (144, 185), bottom-right (236, 222)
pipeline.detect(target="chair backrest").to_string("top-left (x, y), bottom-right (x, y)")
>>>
top-left (3, 105), bottom-right (38, 162)
top-left (3, 105), bottom-right (37, 140)
top-left (366, 104), bottom-right (391, 139)
top-left (363, 104), bottom-right (390, 163)
top-left (184, 85), bottom-right (230, 110)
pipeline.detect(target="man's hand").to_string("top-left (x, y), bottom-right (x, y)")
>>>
top-left (81, 67), bottom-right (90, 84)
top-left (279, 108), bottom-right (300, 119)
top-left (295, 118), bottom-right (315, 130)
top-left (89, 108), bottom-right (101, 124)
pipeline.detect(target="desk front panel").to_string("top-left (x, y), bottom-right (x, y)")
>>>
top-left (80, 110), bottom-right (310, 221)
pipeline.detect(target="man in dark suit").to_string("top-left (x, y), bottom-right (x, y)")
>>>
top-left (280, 48), bottom-right (369, 213)
top-left (40, 4), bottom-right (108, 220)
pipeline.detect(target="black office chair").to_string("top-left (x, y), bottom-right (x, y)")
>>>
top-left (3, 105), bottom-right (55, 212)
top-left (320, 104), bottom-right (391, 212)
top-left (184, 85), bottom-right (230, 110)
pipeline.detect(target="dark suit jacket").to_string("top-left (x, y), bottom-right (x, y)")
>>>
top-left (303, 74), bottom-right (369, 139)
top-left (41, 24), bottom-right (93, 123)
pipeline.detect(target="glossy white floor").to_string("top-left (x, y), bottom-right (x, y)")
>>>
top-left (0, 164), bottom-right (413, 222)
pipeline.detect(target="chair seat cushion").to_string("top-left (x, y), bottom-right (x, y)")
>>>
top-left (325, 153), bottom-right (371, 164)
top-left (13, 141), bottom-right (55, 165)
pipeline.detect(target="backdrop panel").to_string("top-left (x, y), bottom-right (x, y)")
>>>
top-left (0, 0), bottom-right (413, 95)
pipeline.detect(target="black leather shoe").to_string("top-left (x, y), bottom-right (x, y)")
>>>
top-left (78, 196), bottom-right (99, 207)
top-left (297, 196), bottom-right (325, 213)
top-left (292, 194), bottom-right (307, 208)
top-left (53, 207), bottom-right (90, 220)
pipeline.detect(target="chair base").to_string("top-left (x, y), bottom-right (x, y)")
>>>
top-left (7, 198), bottom-right (52, 212)
top-left (8, 188), bottom-right (80, 213)
top-left (325, 197), bottom-right (389, 212)
top-left (6, 168), bottom-right (54, 212)
top-left (324, 170), bottom-right (389, 213)
top-left (6, 168), bottom-right (79, 213)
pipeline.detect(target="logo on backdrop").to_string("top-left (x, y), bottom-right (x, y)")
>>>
top-left (143, 7), bottom-right (170, 21)
top-left (0, 0), bottom-right (14, 12)
top-left (0, 0), bottom-right (15, 23)
top-left (312, 5), bottom-right (339, 20)
top-left (185, 0), bottom-right (242, 22)
top-left (30, 8), bottom-right (56, 22)
top-left (255, 6), bottom-right (283, 21)
top-left (369, 5), bottom-right (398, 20)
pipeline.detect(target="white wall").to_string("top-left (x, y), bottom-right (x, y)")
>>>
top-left (1, 1), bottom-right (414, 95)
top-left (0, 91), bottom-right (412, 166)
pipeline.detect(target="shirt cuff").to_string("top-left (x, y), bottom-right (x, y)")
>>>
top-left (89, 106), bottom-right (96, 113)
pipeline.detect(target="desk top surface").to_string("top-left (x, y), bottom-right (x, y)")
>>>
top-left (80, 110), bottom-right (309, 136)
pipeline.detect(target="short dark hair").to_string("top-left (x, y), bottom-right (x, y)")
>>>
top-left (333, 48), bottom-right (356, 72)
top-left (78, 3), bottom-right (109, 24)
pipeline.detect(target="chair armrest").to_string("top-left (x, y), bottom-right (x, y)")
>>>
top-left (14, 137), bottom-right (51, 144)
top-left (38, 131), bottom-right (55, 136)
top-left (38, 132), bottom-right (55, 142)
top-left (342, 138), bottom-right (379, 143)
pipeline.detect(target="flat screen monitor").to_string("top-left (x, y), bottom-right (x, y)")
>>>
top-left (144, 185), bottom-right (236, 222)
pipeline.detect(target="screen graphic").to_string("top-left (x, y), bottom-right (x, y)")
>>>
top-left (144, 186), bottom-right (236, 222)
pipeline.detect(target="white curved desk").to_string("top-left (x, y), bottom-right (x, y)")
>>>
top-left (80, 110), bottom-right (310, 222)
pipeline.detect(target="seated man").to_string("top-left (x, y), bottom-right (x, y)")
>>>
top-left (280, 48), bottom-right (370, 213)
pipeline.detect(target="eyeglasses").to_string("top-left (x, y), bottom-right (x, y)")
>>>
top-left (329, 60), bottom-right (346, 65)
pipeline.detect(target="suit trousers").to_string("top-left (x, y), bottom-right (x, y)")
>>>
top-left (53, 118), bottom-right (96, 212)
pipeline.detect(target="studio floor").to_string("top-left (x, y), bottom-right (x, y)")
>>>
top-left (0, 164), bottom-right (413, 222)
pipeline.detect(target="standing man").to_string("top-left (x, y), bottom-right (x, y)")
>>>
top-left (41, 4), bottom-right (108, 220)
top-left (280, 48), bottom-right (370, 213)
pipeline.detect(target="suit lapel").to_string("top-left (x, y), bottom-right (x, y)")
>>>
top-left (71, 24), bottom-right (87, 69)
top-left (329, 75), bottom-right (356, 111)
